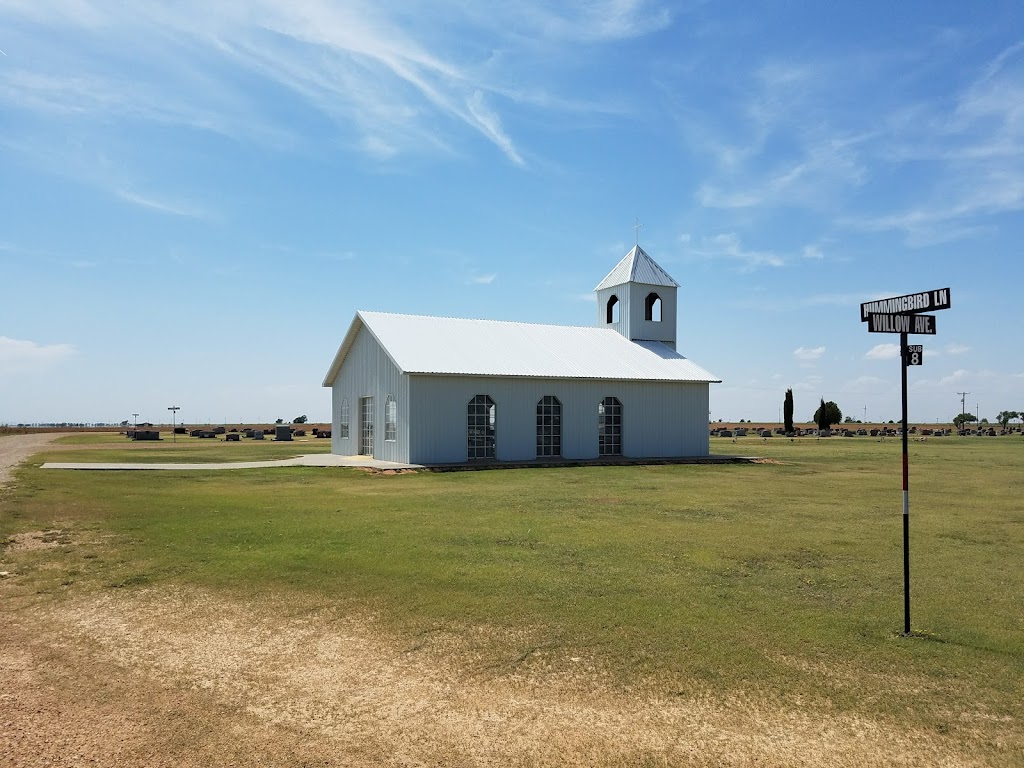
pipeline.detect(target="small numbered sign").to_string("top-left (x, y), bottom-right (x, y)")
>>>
top-left (906, 345), bottom-right (923, 366)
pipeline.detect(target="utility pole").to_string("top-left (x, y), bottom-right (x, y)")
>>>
top-left (957, 391), bottom-right (970, 434)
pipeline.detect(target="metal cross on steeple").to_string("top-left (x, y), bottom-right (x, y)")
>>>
top-left (634, 217), bottom-right (643, 245)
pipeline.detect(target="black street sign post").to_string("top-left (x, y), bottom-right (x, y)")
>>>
top-left (860, 289), bottom-right (951, 635)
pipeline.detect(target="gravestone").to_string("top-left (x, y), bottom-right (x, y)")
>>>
top-left (134, 430), bottom-right (160, 441)
top-left (316, 430), bottom-right (332, 439)
top-left (274, 425), bottom-right (293, 442)
top-left (253, 430), bottom-right (265, 440)
top-left (225, 433), bottom-right (240, 442)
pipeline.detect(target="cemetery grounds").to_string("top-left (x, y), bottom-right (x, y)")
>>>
top-left (0, 431), bottom-right (1022, 767)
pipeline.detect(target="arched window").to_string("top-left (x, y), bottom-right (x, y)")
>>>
top-left (340, 398), bottom-right (350, 439)
top-left (468, 395), bottom-right (496, 460)
top-left (645, 293), bottom-right (662, 322)
top-left (598, 397), bottom-right (622, 456)
top-left (536, 396), bottom-right (562, 458)
top-left (384, 395), bottom-right (397, 442)
top-left (606, 295), bottom-right (620, 324)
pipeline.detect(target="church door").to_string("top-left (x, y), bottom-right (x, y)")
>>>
top-left (360, 396), bottom-right (374, 456)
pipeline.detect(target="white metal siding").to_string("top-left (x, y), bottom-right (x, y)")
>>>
top-left (330, 326), bottom-right (410, 462)
top-left (597, 282), bottom-right (677, 350)
top-left (627, 281), bottom-right (677, 349)
top-left (408, 375), bottom-right (709, 464)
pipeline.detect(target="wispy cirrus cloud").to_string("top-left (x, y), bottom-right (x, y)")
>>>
top-left (0, 0), bottom-right (672, 167)
top-left (681, 232), bottom-right (784, 270)
top-left (117, 189), bottom-right (205, 218)
top-left (685, 30), bottom-right (1024, 253)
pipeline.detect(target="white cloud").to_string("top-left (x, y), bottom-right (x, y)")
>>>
top-left (0, 336), bottom-right (76, 373)
top-left (865, 343), bottom-right (900, 360)
top-left (684, 233), bottom-right (784, 270)
top-left (939, 369), bottom-right (971, 386)
top-left (470, 273), bottom-right (497, 285)
top-left (944, 342), bottom-right (970, 355)
top-left (793, 346), bottom-right (825, 361)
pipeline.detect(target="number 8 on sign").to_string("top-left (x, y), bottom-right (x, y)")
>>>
top-left (906, 345), bottom-right (923, 366)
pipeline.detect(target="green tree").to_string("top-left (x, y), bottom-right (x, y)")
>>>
top-left (953, 413), bottom-right (977, 428)
top-left (293, 415), bottom-right (308, 424)
top-left (813, 399), bottom-right (842, 430)
top-left (996, 410), bottom-right (1018, 429)
top-left (783, 388), bottom-right (794, 433)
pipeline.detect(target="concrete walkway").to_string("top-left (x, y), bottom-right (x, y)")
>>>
top-left (41, 454), bottom-right (424, 472)
top-left (42, 454), bottom-right (760, 473)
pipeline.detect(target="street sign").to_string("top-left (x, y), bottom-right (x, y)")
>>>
top-left (867, 313), bottom-right (937, 335)
top-left (860, 288), bottom-right (951, 321)
top-left (858, 287), bottom-right (952, 637)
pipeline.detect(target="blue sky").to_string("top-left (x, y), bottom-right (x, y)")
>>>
top-left (2, 1), bottom-right (1022, 426)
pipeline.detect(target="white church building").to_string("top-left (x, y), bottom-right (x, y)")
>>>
top-left (322, 246), bottom-right (720, 465)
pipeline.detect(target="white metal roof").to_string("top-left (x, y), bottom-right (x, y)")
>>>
top-left (594, 245), bottom-right (679, 290)
top-left (323, 311), bottom-right (720, 385)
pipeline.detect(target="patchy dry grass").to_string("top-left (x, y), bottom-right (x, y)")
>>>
top-left (1, 433), bottom-right (1021, 766)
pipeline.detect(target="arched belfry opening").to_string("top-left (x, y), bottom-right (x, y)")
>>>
top-left (606, 295), bottom-right (620, 324)
top-left (594, 244), bottom-right (679, 349)
top-left (645, 292), bottom-right (662, 322)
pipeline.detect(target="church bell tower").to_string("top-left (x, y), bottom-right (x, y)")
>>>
top-left (594, 245), bottom-right (679, 350)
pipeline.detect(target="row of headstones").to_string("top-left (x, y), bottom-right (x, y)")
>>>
top-left (709, 427), bottom-right (960, 438)
top-left (127, 426), bottom-right (334, 441)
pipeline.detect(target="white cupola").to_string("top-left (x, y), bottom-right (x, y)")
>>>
top-left (594, 245), bottom-right (679, 350)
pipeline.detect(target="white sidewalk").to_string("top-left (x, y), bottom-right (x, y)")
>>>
top-left (42, 454), bottom-right (423, 472)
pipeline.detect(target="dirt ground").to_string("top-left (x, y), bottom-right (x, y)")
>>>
top-left (0, 432), bottom-right (69, 487)
top-left (0, 434), bottom-right (996, 767)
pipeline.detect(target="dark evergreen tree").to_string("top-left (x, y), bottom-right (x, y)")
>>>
top-left (813, 399), bottom-right (842, 430)
top-left (783, 388), bottom-right (794, 433)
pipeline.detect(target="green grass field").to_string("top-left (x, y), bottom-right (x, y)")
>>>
top-left (2, 433), bottom-right (1022, 760)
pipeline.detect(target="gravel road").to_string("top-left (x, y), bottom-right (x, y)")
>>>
top-left (0, 433), bottom-right (67, 487)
